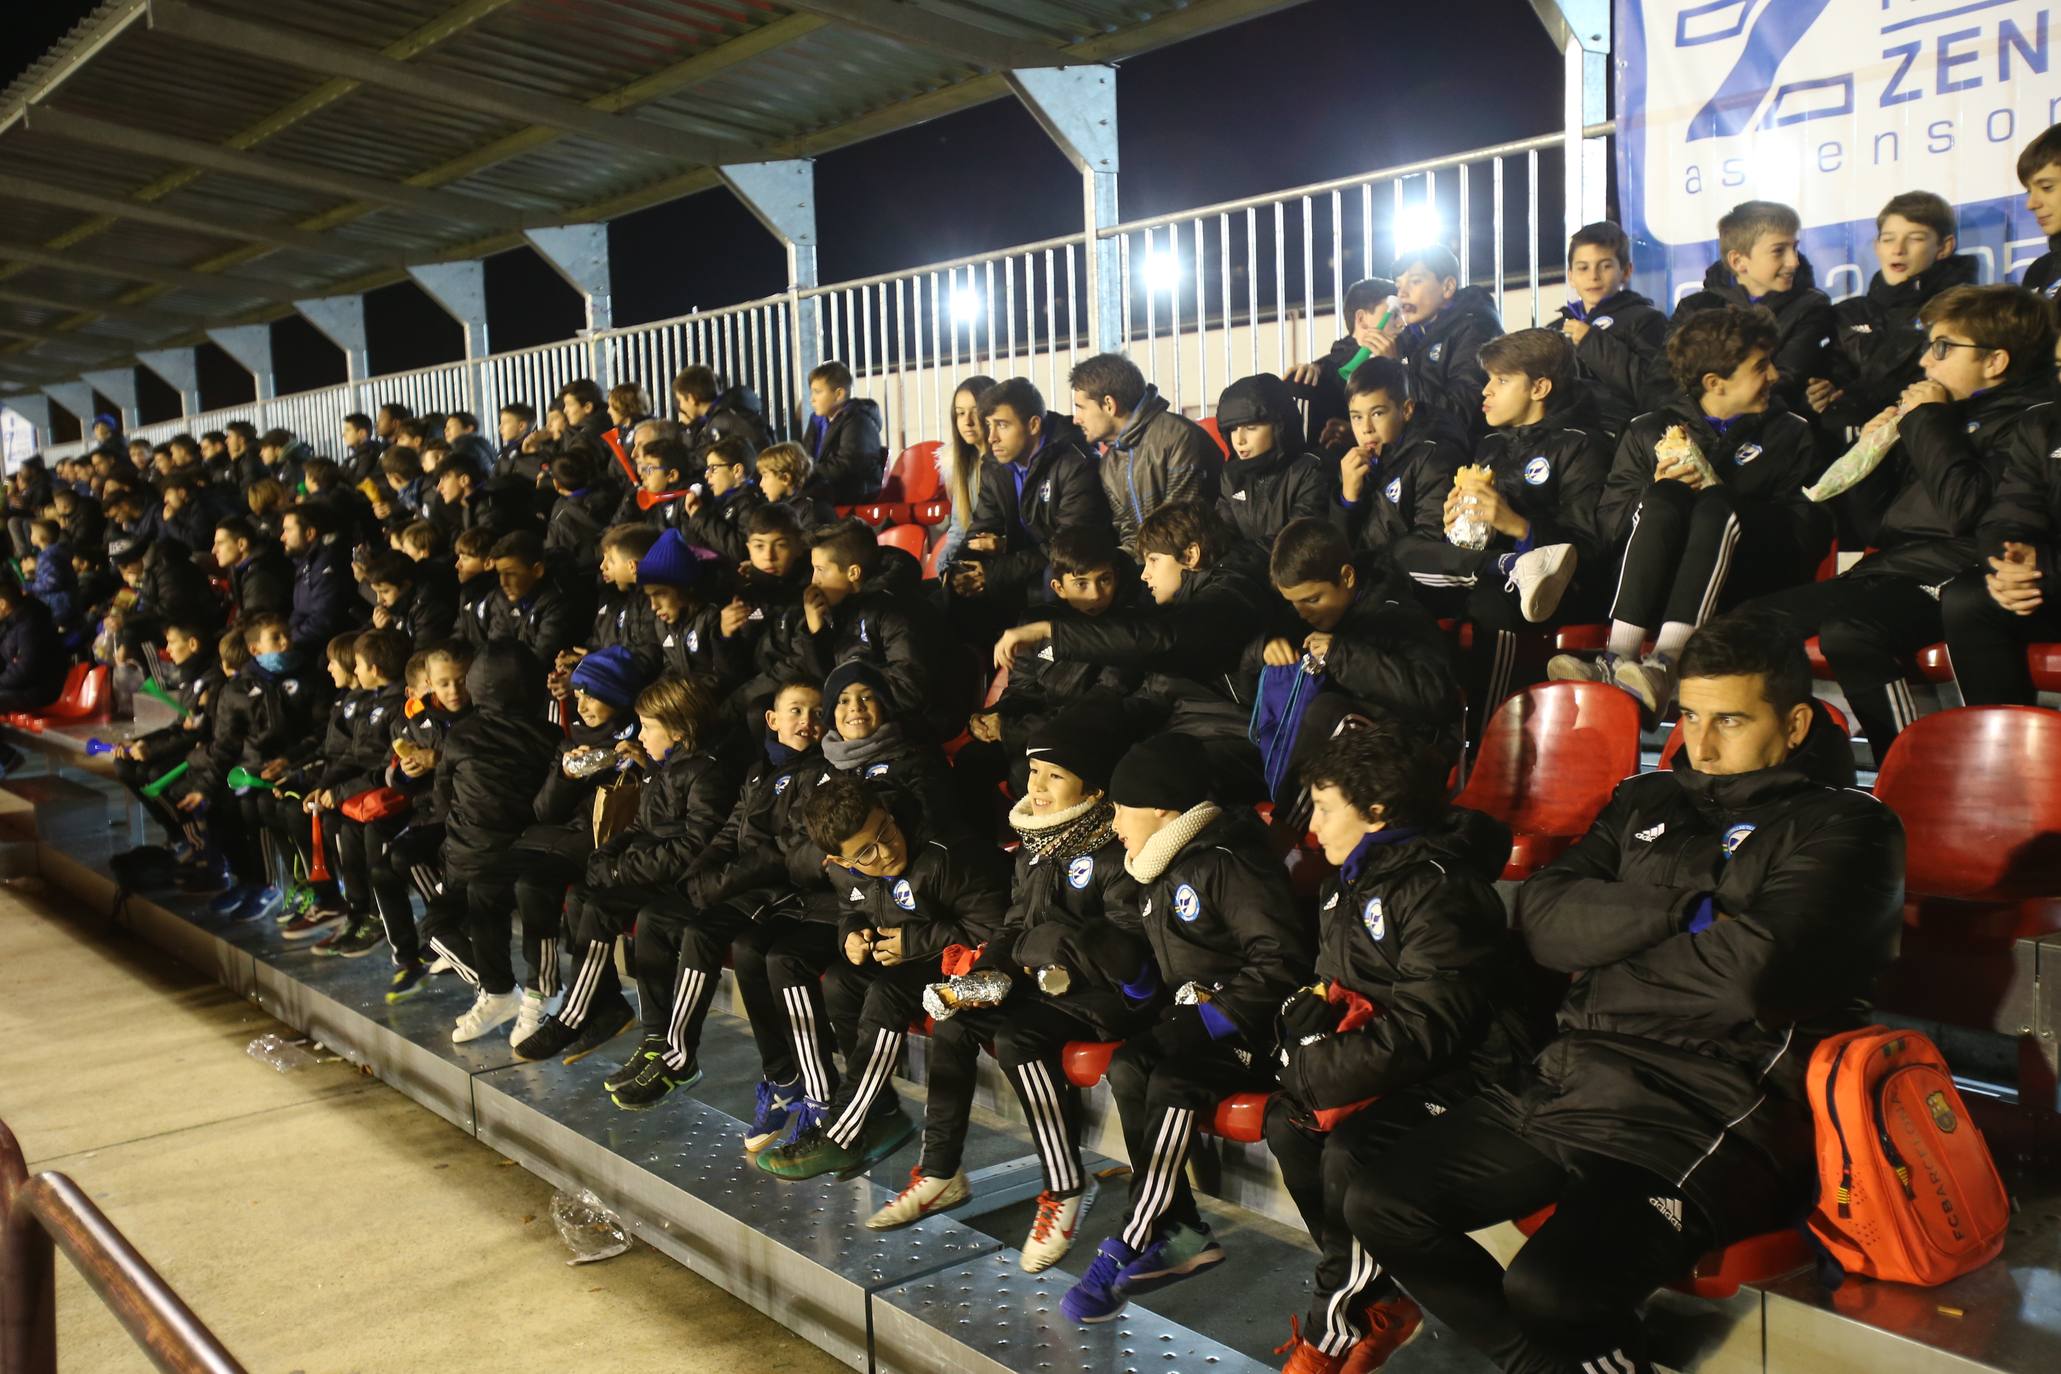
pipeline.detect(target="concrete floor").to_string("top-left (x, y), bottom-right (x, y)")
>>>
top-left (0, 878), bottom-right (844, 1374)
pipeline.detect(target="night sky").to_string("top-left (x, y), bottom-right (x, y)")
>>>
top-left (3, 0), bottom-right (1564, 431)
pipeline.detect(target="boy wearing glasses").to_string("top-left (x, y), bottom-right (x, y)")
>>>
top-left (1750, 283), bottom-right (2059, 756)
top-left (756, 773), bottom-right (1011, 1180)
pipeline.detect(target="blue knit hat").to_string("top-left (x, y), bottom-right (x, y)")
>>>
top-left (637, 528), bottom-right (708, 589)
top-left (568, 645), bottom-right (646, 710)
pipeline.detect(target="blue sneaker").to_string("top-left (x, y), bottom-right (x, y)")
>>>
top-left (744, 1077), bottom-right (803, 1154)
top-left (1117, 1223), bottom-right (1225, 1287)
top-left (237, 884), bottom-right (286, 923)
top-left (775, 1097), bottom-right (827, 1149)
top-left (1061, 1238), bottom-right (1137, 1324)
top-left (208, 883), bottom-right (252, 917)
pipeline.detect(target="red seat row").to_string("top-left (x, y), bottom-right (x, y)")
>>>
top-left (2, 663), bottom-right (111, 732)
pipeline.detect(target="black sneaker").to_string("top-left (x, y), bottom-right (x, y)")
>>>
top-left (611, 1053), bottom-right (701, 1110)
top-left (510, 1014), bottom-right (582, 1063)
top-left (559, 992), bottom-right (637, 1065)
top-left (385, 961), bottom-right (429, 1003)
top-left (603, 1037), bottom-right (666, 1094)
top-left (313, 917), bottom-right (384, 959)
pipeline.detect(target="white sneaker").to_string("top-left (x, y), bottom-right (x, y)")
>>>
top-left (426, 954), bottom-right (453, 975)
top-left (1020, 1180), bottom-right (1097, 1273)
top-left (511, 989), bottom-right (547, 1046)
top-left (452, 989), bottom-right (524, 1044)
top-left (1613, 652), bottom-right (1676, 717)
top-left (1507, 543), bottom-right (1578, 623)
top-left (865, 1170), bottom-right (970, 1230)
top-left (1546, 650), bottom-right (1617, 684)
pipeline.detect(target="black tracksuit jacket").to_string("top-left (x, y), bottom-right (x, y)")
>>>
top-left (828, 808), bottom-right (1012, 965)
top-left (1663, 256), bottom-right (1838, 414)
top-left (966, 418), bottom-right (1111, 603)
top-left (1395, 286), bottom-right (1504, 444)
top-left (1820, 256), bottom-right (1981, 436)
top-left (1329, 406), bottom-right (1472, 553)
top-left (1599, 395), bottom-right (1824, 553)
top-left (435, 643), bottom-right (560, 881)
top-left (974, 830), bottom-right (1147, 1039)
top-left (805, 398), bottom-right (888, 505)
top-left (1976, 389), bottom-right (2061, 573)
top-left (681, 742), bottom-right (825, 911)
top-left (584, 739), bottom-right (744, 890)
top-left (1218, 446), bottom-right (1331, 548)
top-left (1554, 287), bottom-right (1669, 440)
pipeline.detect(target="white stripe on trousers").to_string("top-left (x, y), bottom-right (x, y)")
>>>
top-left (429, 935), bottom-right (479, 987)
top-left (1691, 511), bottom-right (1741, 628)
top-left (1319, 1240), bottom-right (1382, 1356)
top-left (1121, 1107), bottom-right (1196, 1252)
top-left (1485, 628), bottom-right (1517, 715)
top-left (827, 1028), bottom-right (902, 1147)
top-left (784, 986), bottom-right (831, 1103)
top-left (665, 966), bottom-right (706, 1069)
top-left (560, 939), bottom-right (612, 1026)
top-left (1607, 505), bottom-right (1643, 622)
top-left (1580, 1351), bottom-right (1635, 1374)
top-left (1014, 1060), bottom-right (1080, 1194)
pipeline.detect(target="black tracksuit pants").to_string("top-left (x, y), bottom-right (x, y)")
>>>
top-left (422, 868), bottom-right (523, 996)
top-left (1611, 483), bottom-right (1820, 633)
top-left (1941, 573), bottom-right (2061, 708)
top-left (754, 918), bottom-right (842, 1103)
top-left (1748, 571), bottom-right (1946, 755)
top-left (920, 994), bottom-right (1101, 1192)
top-left (1106, 1018), bottom-right (1274, 1253)
top-left (335, 813), bottom-right (419, 964)
top-left (113, 749), bottom-right (191, 844)
top-left (1344, 1092), bottom-right (1724, 1374)
top-left (553, 882), bottom-right (667, 1026)
top-left (1266, 1089), bottom-right (1458, 1359)
top-left (633, 896), bottom-right (804, 1080)
top-left (512, 823), bottom-right (591, 999)
top-left (819, 957), bottom-right (937, 1149)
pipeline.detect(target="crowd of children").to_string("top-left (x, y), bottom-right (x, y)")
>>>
top-left (9, 122), bottom-right (2061, 1374)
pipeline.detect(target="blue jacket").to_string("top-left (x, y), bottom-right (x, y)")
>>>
top-left (0, 599), bottom-right (64, 705)
top-left (289, 541), bottom-right (358, 656)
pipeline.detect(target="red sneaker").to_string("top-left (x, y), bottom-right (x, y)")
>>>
top-left (1340, 1295), bottom-right (1424, 1373)
top-left (1272, 1316), bottom-right (1345, 1374)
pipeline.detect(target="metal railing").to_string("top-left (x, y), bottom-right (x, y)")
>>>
top-left (0, 1119), bottom-right (245, 1374)
top-left (17, 125), bottom-right (1607, 468)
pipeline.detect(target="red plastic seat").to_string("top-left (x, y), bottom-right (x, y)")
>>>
top-left (1062, 1041), bottom-right (1120, 1088)
top-left (852, 501), bottom-right (902, 528)
top-left (8, 664), bottom-right (91, 728)
top-left (1804, 634), bottom-right (1832, 680)
top-left (910, 498), bottom-right (951, 527)
top-left (1658, 700), bottom-right (1851, 769)
top-left (1199, 415), bottom-right (1230, 458)
top-left (922, 534), bottom-right (947, 580)
top-left (879, 441), bottom-right (943, 505)
top-left (1454, 683), bottom-right (1643, 879)
top-left (1916, 641), bottom-right (1953, 685)
top-left (2029, 644), bottom-right (2061, 692)
top-left (1511, 1207), bottom-right (1809, 1300)
top-left (878, 524), bottom-right (927, 560)
top-left (1552, 624), bottom-right (1609, 653)
top-left (1207, 1092), bottom-right (1270, 1143)
top-left (1876, 706), bottom-right (2061, 905)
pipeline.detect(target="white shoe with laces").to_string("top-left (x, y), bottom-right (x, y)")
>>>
top-left (1613, 652), bottom-right (1677, 717)
top-left (1020, 1180), bottom-right (1098, 1273)
top-left (452, 989), bottom-right (524, 1044)
top-left (1507, 543), bottom-right (1578, 623)
top-left (864, 1169), bottom-right (970, 1230)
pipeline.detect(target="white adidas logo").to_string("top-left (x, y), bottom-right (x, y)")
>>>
top-left (1647, 1195), bottom-right (1683, 1231)
top-left (1634, 822), bottom-right (1665, 843)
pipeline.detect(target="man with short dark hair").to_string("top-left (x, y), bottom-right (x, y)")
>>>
top-left (282, 505), bottom-right (356, 658)
top-left (212, 516), bottom-right (292, 621)
top-left (954, 377), bottom-right (1108, 613)
top-left (342, 411), bottom-right (385, 485)
top-left (1070, 352), bottom-right (1222, 555)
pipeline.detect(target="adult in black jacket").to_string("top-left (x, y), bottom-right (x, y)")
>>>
top-left (0, 583), bottom-right (63, 712)
top-left (513, 672), bottom-right (743, 1066)
top-left (884, 716), bottom-right (1153, 1263)
top-left (1751, 284), bottom-right (2055, 755)
top-left (211, 518), bottom-right (292, 623)
top-left (755, 775), bottom-right (1011, 1183)
top-left (1267, 727), bottom-right (1545, 1370)
top-left (1060, 737), bottom-right (1311, 1324)
top-left (1347, 612), bottom-right (1903, 1374)
top-left (283, 507), bottom-right (358, 658)
top-left (1553, 221), bottom-right (1668, 441)
top-left (803, 362), bottom-right (887, 504)
top-left (1214, 374), bottom-right (1329, 548)
top-left (1553, 308), bottom-right (1825, 720)
top-left (425, 640), bottom-right (562, 1042)
top-left (1072, 354), bottom-right (1222, 556)
top-left (1941, 375), bottom-right (2061, 707)
top-left (1330, 358), bottom-right (1472, 554)
top-left (1386, 247), bottom-right (1503, 444)
top-left (958, 379), bottom-right (1111, 613)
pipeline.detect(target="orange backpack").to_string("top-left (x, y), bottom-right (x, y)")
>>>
top-left (1805, 1026), bottom-right (2010, 1287)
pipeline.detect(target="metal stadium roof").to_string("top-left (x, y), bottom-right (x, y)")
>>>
top-left (0, 0), bottom-right (1305, 389)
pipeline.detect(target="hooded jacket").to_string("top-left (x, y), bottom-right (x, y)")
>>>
top-left (1097, 385), bottom-right (1223, 554)
top-left (1822, 255), bottom-right (1981, 434)
top-left (687, 386), bottom-right (770, 466)
top-left (1406, 386), bottom-right (1612, 571)
top-left (435, 641), bottom-right (561, 880)
top-left (682, 739), bottom-right (825, 911)
top-left (288, 540), bottom-right (357, 656)
top-left (1395, 285), bottom-right (1504, 444)
top-left (828, 804), bottom-right (1012, 965)
top-left (1215, 375), bottom-right (1330, 546)
top-left (585, 734), bottom-right (744, 889)
top-left (1599, 394), bottom-right (1824, 552)
top-left (1507, 705), bottom-right (1903, 1232)
top-left (1280, 807), bottom-right (1545, 1113)
top-left (805, 397), bottom-right (887, 505)
top-left (966, 415), bottom-right (1111, 603)
top-left (1665, 255), bottom-right (1838, 413)
top-left (1128, 803), bottom-right (1313, 1044)
top-left (1329, 405), bottom-right (1472, 553)
top-left (1850, 375), bottom-right (2059, 584)
top-left (1555, 286), bottom-right (1669, 439)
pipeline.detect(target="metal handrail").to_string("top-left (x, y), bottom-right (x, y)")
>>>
top-left (0, 1119), bottom-right (245, 1374)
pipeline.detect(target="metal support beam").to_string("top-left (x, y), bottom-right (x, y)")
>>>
top-left (43, 381), bottom-right (95, 430)
top-left (0, 286), bottom-right (202, 329)
top-left (782, 1), bottom-right (1063, 70)
top-left (206, 323), bottom-right (276, 423)
top-left (720, 160), bottom-right (820, 387)
top-left (295, 294), bottom-right (371, 410)
top-left (525, 225), bottom-right (613, 384)
top-left (80, 367), bottom-right (139, 432)
top-left (1008, 66), bottom-right (1121, 354)
top-left (137, 347), bottom-right (202, 420)
top-left (1530, 0), bottom-right (1610, 253)
top-left (2, 395), bottom-right (53, 450)
top-left (0, 238), bottom-right (269, 300)
top-left (18, 105), bottom-right (525, 232)
top-left (146, 0), bottom-right (751, 165)
top-left (0, 172), bottom-right (369, 262)
top-left (408, 262), bottom-right (490, 411)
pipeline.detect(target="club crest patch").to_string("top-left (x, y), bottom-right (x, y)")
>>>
top-left (864, 763), bottom-right (890, 779)
top-left (1734, 443), bottom-right (1763, 464)
top-left (1383, 477), bottom-right (1403, 504)
top-left (773, 773), bottom-right (792, 794)
top-left (1592, 315), bottom-right (1614, 329)
top-left (1362, 896), bottom-right (1386, 941)
top-left (1428, 342), bottom-right (1444, 363)
top-left (685, 629), bottom-right (699, 653)
top-left (892, 879), bottom-right (916, 910)
top-left (1524, 456), bottom-right (1551, 485)
top-left (1722, 822), bottom-right (1757, 857)
top-left (1173, 884), bottom-right (1201, 922)
top-left (1067, 855), bottom-right (1095, 889)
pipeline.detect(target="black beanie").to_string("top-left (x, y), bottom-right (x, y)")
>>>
top-left (823, 658), bottom-right (896, 713)
top-left (1108, 733), bottom-right (1211, 812)
top-left (1025, 712), bottom-right (1125, 795)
